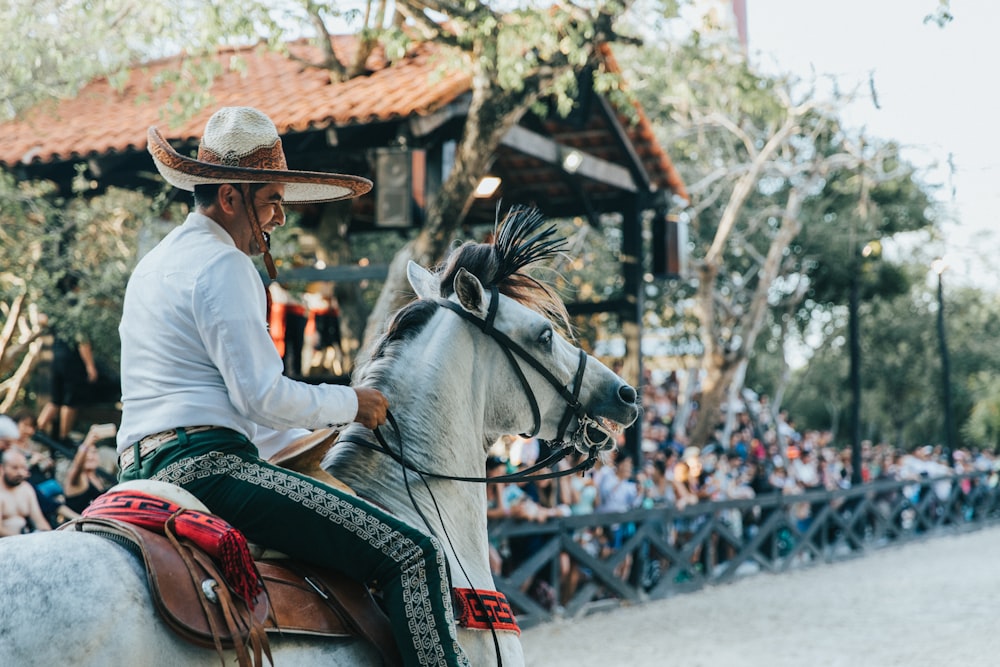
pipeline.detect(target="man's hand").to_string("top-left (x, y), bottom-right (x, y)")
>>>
top-left (353, 387), bottom-right (389, 430)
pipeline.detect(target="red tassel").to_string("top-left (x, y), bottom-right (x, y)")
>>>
top-left (219, 531), bottom-right (263, 604)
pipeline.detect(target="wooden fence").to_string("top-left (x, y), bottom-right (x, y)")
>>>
top-left (488, 470), bottom-right (1000, 629)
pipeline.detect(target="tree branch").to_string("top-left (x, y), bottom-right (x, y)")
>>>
top-left (705, 112), bottom-right (800, 266)
top-left (393, 2), bottom-right (462, 47)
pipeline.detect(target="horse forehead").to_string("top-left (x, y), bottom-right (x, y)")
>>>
top-left (493, 293), bottom-right (546, 329)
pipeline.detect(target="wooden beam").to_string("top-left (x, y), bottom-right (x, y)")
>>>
top-left (565, 298), bottom-right (630, 316)
top-left (500, 125), bottom-right (636, 192)
top-left (595, 96), bottom-right (653, 192)
top-left (409, 93), bottom-right (472, 137)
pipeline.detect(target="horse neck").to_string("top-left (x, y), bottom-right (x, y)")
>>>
top-left (326, 315), bottom-right (527, 665)
top-left (326, 323), bottom-right (495, 590)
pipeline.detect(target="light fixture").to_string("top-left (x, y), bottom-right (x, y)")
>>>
top-left (474, 176), bottom-right (502, 198)
top-left (561, 148), bottom-right (584, 174)
top-left (861, 239), bottom-right (882, 258)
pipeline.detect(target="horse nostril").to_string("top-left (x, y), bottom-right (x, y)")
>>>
top-left (618, 385), bottom-right (637, 404)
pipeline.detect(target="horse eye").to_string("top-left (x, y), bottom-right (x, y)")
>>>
top-left (537, 328), bottom-right (553, 347)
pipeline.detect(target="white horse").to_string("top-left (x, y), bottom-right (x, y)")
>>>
top-left (0, 210), bottom-right (639, 666)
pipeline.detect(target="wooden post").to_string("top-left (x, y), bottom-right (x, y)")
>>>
top-left (620, 196), bottom-right (644, 465)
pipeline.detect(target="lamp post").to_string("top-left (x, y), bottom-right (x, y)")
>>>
top-left (848, 241), bottom-right (880, 486)
top-left (848, 260), bottom-right (863, 486)
top-left (932, 258), bottom-right (955, 467)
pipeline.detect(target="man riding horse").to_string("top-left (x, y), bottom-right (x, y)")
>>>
top-left (116, 106), bottom-right (469, 666)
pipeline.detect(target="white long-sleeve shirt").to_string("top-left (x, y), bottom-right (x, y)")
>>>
top-left (116, 211), bottom-right (357, 458)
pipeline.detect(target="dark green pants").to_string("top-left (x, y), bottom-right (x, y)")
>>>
top-left (119, 427), bottom-right (468, 667)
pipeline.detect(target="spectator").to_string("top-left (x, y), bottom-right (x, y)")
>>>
top-left (304, 288), bottom-right (345, 376)
top-left (595, 450), bottom-right (640, 580)
top-left (63, 427), bottom-right (112, 514)
top-left (567, 450), bottom-right (599, 516)
top-left (641, 457), bottom-right (675, 509)
top-left (0, 416), bottom-right (19, 452)
top-left (0, 448), bottom-right (51, 536)
top-left (10, 410), bottom-right (55, 481)
top-left (793, 448), bottom-right (822, 491)
top-left (36, 333), bottom-right (100, 442)
top-left (561, 450), bottom-right (600, 603)
top-left (534, 460), bottom-right (573, 518)
top-left (7, 409), bottom-right (74, 526)
top-left (673, 447), bottom-right (702, 510)
top-left (597, 450), bottom-right (641, 515)
top-left (510, 435), bottom-right (542, 469)
top-left (11, 410), bottom-right (37, 444)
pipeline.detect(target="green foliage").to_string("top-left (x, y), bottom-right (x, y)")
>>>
top-left (796, 143), bottom-right (935, 310)
top-left (924, 0), bottom-right (954, 27)
top-left (0, 171), bottom-right (167, 368)
top-left (780, 343), bottom-right (849, 435)
top-left (620, 30), bottom-right (938, 381)
top-left (963, 373), bottom-right (1000, 451)
top-left (549, 215), bottom-right (626, 342)
top-left (783, 271), bottom-right (1000, 451)
top-left (1, 0), bottom-right (288, 121)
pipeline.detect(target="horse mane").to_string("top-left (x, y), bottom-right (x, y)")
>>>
top-left (439, 205), bottom-right (570, 330)
top-left (365, 299), bottom-right (439, 363)
top-left (358, 206), bottom-right (569, 383)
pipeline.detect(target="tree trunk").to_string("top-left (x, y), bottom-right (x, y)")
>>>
top-left (361, 65), bottom-right (535, 349)
top-left (686, 187), bottom-right (806, 450)
top-left (687, 354), bottom-right (741, 449)
top-left (720, 359), bottom-right (748, 448)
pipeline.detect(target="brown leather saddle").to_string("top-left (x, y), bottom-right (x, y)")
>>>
top-left (63, 515), bottom-right (402, 667)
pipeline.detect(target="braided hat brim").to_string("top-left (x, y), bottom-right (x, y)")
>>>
top-left (147, 126), bottom-right (372, 204)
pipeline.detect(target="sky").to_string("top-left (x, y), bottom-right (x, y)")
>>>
top-left (743, 0), bottom-right (999, 288)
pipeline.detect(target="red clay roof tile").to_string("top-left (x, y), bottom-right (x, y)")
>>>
top-left (1, 37), bottom-right (470, 168)
top-left (0, 36), bottom-right (686, 200)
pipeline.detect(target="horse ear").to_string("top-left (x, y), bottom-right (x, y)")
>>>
top-left (407, 261), bottom-right (440, 299)
top-left (454, 267), bottom-right (488, 317)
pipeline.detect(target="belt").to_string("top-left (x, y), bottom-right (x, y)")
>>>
top-left (119, 425), bottom-right (221, 469)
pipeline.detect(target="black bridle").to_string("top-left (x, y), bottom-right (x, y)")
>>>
top-left (435, 284), bottom-right (593, 446)
top-left (366, 285), bottom-right (619, 484)
top-left (340, 285), bottom-right (618, 484)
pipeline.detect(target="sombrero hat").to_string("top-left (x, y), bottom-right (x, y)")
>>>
top-left (147, 106), bottom-right (372, 204)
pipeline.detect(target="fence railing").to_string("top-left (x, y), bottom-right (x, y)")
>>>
top-left (489, 471), bottom-right (1000, 629)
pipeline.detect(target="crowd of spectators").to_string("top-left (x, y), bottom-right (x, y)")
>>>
top-left (0, 412), bottom-right (117, 535)
top-left (485, 371), bottom-right (1000, 610)
top-left (4, 368), bottom-right (997, 611)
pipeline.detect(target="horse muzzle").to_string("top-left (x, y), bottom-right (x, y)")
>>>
top-left (572, 383), bottom-right (640, 452)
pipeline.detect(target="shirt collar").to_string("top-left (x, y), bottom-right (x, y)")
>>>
top-left (187, 210), bottom-right (238, 249)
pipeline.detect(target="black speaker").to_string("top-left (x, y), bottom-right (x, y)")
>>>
top-left (375, 148), bottom-right (425, 228)
top-left (651, 213), bottom-right (687, 278)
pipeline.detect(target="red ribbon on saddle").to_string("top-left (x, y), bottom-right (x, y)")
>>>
top-left (452, 588), bottom-right (520, 634)
top-left (82, 490), bottom-right (262, 604)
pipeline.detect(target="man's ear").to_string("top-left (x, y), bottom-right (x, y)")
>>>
top-left (218, 184), bottom-right (238, 214)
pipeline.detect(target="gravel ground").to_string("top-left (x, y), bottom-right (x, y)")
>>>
top-left (521, 527), bottom-right (1000, 667)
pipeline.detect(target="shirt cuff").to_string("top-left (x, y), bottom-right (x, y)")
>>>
top-left (325, 384), bottom-right (358, 428)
